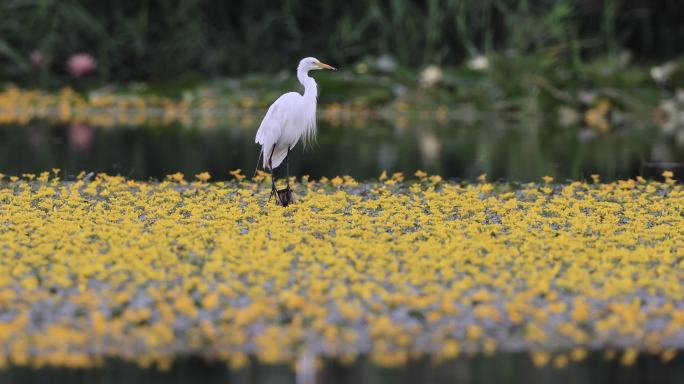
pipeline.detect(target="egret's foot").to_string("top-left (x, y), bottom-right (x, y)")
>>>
top-left (276, 186), bottom-right (294, 207)
top-left (269, 184), bottom-right (278, 204)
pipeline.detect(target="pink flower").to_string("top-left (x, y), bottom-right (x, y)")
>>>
top-left (67, 53), bottom-right (97, 77)
top-left (68, 123), bottom-right (94, 151)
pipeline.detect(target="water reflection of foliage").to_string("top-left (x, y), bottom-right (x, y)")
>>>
top-left (0, 117), bottom-right (678, 183)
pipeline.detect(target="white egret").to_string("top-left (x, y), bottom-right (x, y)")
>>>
top-left (255, 57), bottom-right (336, 206)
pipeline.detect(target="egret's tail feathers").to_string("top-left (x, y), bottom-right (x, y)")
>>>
top-left (267, 147), bottom-right (288, 170)
top-left (260, 144), bottom-right (288, 170)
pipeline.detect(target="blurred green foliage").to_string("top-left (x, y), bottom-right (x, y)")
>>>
top-left (0, 0), bottom-right (682, 86)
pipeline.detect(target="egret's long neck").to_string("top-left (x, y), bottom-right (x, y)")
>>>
top-left (297, 68), bottom-right (317, 99)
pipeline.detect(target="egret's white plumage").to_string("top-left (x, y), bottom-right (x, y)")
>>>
top-left (255, 57), bottom-right (335, 170)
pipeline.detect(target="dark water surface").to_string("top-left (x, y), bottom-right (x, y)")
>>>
top-left (3, 353), bottom-right (684, 384)
top-left (1, 116), bottom-right (682, 182)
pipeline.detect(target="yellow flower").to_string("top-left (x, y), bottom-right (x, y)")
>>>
top-left (194, 172), bottom-right (211, 182)
top-left (331, 176), bottom-right (343, 187)
top-left (229, 169), bottom-right (245, 181)
top-left (585, 99), bottom-right (611, 133)
top-left (378, 170), bottom-right (388, 181)
top-left (661, 349), bottom-right (676, 363)
top-left (0, 170), bottom-right (681, 370)
top-left (620, 348), bottom-right (638, 366)
top-left (553, 354), bottom-right (569, 369)
top-left (482, 338), bottom-right (497, 355)
top-left (466, 324), bottom-right (482, 340)
top-left (571, 348), bottom-right (587, 362)
top-left (530, 351), bottom-right (551, 367)
top-left (391, 172), bottom-right (404, 182)
top-left (201, 292), bottom-right (220, 310)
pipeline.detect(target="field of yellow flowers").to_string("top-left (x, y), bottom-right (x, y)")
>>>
top-left (0, 170), bottom-right (682, 371)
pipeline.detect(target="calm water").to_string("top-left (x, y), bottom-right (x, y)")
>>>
top-left (3, 353), bottom-right (684, 384)
top-left (1, 115), bottom-right (682, 182)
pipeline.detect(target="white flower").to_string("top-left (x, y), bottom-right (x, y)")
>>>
top-left (650, 62), bottom-right (677, 84)
top-left (376, 55), bottom-right (398, 72)
top-left (676, 89), bottom-right (684, 104)
top-left (420, 65), bottom-right (443, 87)
top-left (467, 55), bottom-right (489, 71)
top-left (658, 99), bottom-right (684, 133)
top-left (558, 106), bottom-right (580, 126)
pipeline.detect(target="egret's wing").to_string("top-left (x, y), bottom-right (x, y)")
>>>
top-left (255, 102), bottom-right (282, 145)
top-left (255, 93), bottom-right (298, 169)
top-left (255, 99), bottom-right (283, 169)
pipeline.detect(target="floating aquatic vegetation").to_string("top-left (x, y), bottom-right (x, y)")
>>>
top-left (0, 171), bottom-right (682, 370)
top-left (0, 87), bottom-right (456, 129)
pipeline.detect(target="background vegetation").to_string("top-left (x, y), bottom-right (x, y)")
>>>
top-left (0, 0), bottom-right (682, 86)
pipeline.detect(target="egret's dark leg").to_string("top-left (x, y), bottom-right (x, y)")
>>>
top-left (268, 144), bottom-right (278, 204)
top-left (274, 146), bottom-right (293, 207)
top-left (285, 146), bottom-right (291, 189)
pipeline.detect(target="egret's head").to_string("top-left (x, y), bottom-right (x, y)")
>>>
top-left (298, 57), bottom-right (336, 72)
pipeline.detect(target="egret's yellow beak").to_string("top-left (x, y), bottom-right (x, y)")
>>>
top-left (315, 61), bottom-right (336, 70)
